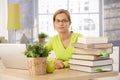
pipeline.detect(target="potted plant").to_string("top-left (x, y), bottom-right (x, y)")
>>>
top-left (38, 32), bottom-right (48, 43)
top-left (0, 37), bottom-right (7, 43)
top-left (24, 42), bottom-right (49, 75)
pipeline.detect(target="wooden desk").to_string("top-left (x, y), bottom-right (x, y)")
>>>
top-left (0, 68), bottom-right (118, 80)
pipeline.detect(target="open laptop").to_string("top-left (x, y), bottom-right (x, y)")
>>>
top-left (0, 44), bottom-right (28, 70)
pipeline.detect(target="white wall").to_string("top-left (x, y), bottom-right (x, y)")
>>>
top-left (0, 0), bottom-right (8, 39)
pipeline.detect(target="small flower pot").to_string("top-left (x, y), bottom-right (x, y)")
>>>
top-left (39, 38), bottom-right (45, 43)
top-left (27, 57), bottom-right (47, 75)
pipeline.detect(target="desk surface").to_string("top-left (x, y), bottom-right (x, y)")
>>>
top-left (0, 68), bottom-right (118, 80)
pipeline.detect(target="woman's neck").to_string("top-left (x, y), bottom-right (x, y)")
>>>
top-left (59, 31), bottom-right (71, 41)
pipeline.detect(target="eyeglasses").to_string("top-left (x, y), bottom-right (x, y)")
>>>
top-left (54, 19), bottom-right (69, 23)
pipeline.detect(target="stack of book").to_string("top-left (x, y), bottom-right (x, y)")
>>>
top-left (69, 37), bottom-right (113, 73)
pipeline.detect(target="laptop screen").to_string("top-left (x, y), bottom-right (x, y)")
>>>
top-left (0, 44), bottom-right (28, 70)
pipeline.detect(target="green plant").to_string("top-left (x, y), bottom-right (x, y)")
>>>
top-left (0, 37), bottom-right (7, 43)
top-left (24, 43), bottom-right (49, 57)
top-left (38, 32), bottom-right (48, 38)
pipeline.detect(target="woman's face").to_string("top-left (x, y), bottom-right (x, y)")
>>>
top-left (54, 13), bottom-right (71, 33)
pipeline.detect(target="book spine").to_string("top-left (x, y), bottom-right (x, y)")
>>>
top-left (69, 58), bottom-right (113, 66)
top-left (72, 43), bottom-right (113, 49)
top-left (75, 48), bottom-right (113, 55)
top-left (94, 43), bottom-right (113, 49)
top-left (78, 37), bottom-right (108, 44)
top-left (70, 64), bottom-right (113, 73)
top-left (72, 54), bottom-right (109, 60)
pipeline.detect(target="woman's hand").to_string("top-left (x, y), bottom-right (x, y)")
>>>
top-left (54, 59), bottom-right (64, 69)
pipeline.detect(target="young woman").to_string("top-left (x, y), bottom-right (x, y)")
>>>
top-left (45, 9), bottom-right (83, 69)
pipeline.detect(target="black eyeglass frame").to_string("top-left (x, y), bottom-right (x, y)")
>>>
top-left (54, 19), bottom-right (69, 23)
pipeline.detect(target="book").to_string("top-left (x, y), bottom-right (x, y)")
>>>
top-left (71, 54), bottom-right (109, 60)
top-left (75, 48), bottom-right (113, 56)
top-left (78, 37), bottom-right (108, 44)
top-left (70, 64), bottom-right (113, 73)
top-left (69, 58), bottom-right (113, 66)
top-left (72, 43), bottom-right (113, 49)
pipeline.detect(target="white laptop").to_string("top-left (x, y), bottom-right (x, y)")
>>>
top-left (0, 44), bottom-right (28, 70)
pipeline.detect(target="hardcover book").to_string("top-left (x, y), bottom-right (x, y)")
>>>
top-left (72, 43), bottom-right (113, 49)
top-left (71, 54), bottom-right (109, 60)
top-left (70, 64), bottom-right (113, 73)
top-left (78, 37), bottom-right (108, 44)
top-left (69, 58), bottom-right (113, 66)
top-left (75, 48), bottom-right (113, 56)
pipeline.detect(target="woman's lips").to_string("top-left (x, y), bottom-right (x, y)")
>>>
top-left (58, 26), bottom-right (64, 29)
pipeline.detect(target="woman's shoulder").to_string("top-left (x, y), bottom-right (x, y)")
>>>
top-left (51, 34), bottom-right (59, 39)
top-left (45, 34), bottom-right (59, 46)
top-left (71, 31), bottom-right (83, 37)
top-left (48, 34), bottom-right (59, 41)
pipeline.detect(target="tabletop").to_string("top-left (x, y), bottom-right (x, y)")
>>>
top-left (0, 68), bottom-right (118, 80)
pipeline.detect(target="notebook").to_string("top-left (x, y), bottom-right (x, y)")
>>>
top-left (0, 44), bottom-right (28, 70)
